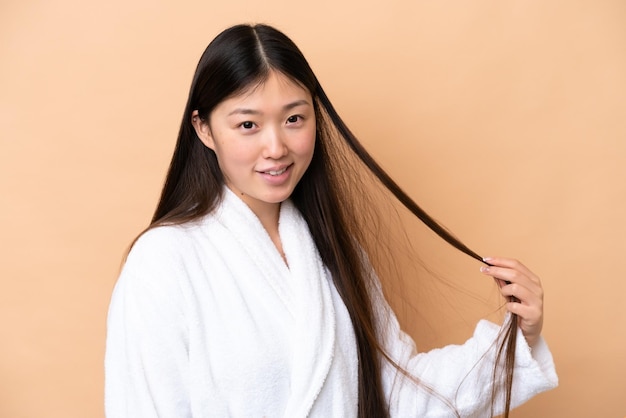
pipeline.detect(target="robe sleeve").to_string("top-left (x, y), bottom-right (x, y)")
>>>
top-left (104, 229), bottom-right (192, 418)
top-left (370, 279), bottom-right (558, 417)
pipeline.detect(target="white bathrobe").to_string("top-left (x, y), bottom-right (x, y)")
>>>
top-left (105, 188), bottom-right (557, 417)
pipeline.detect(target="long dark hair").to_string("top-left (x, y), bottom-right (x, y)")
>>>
top-left (147, 23), bottom-right (517, 417)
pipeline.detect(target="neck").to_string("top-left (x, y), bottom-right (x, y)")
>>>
top-left (254, 202), bottom-right (287, 265)
top-left (253, 203), bottom-right (280, 237)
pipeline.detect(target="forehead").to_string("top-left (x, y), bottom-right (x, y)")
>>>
top-left (218, 71), bottom-right (312, 111)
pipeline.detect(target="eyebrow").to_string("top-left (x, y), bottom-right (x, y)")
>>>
top-left (227, 99), bottom-right (311, 116)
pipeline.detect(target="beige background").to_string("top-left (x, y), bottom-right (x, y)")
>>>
top-left (1, 0), bottom-right (625, 417)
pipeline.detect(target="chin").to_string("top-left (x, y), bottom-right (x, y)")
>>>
top-left (264, 189), bottom-right (296, 204)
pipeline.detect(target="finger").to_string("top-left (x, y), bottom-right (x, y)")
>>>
top-left (507, 301), bottom-right (544, 347)
top-left (494, 278), bottom-right (507, 288)
top-left (500, 282), bottom-right (536, 305)
top-left (505, 301), bottom-right (541, 322)
top-left (506, 300), bottom-right (526, 316)
top-left (482, 257), bottom-right (540, 282)
top-left (495, 271), bottom-right (543, 304)
top-left (480, 265), bottom-right (524, 283)
top-left (480, 265), bottom-right (541, 293)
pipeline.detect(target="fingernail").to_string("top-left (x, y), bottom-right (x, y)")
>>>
top-left (482, 257), bottom-right (493, 262)
top-left (480, 266), bottom-right (490, 273)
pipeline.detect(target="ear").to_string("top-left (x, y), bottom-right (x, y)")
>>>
top-left (191, 110), bottom-right (215, 150)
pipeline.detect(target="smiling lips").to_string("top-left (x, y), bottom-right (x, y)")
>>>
top-left (259, 164), bottom-right (291, 176)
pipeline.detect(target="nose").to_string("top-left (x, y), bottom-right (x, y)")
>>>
top-left (262, 127), bottom-right (288, 159)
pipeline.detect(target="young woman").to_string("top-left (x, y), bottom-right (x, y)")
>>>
top-left (105, 23), bottom-right (557, 417)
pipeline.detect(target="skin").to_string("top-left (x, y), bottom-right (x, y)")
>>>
top-left (480, 257), bottom-right (544, 348)
top-left (191, 71), bottom-right (317, 260)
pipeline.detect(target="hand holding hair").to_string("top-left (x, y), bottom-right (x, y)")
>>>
top-left (480, 257), bottom-right (545, 348)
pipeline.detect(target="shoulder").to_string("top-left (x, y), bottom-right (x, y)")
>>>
top-left (126, 217), bottom-right (218, 265)
top-left (119, 222), bottom-right (209, 291)
top-left (108, 226), bottom-right (197, 339)
top-left (130, 224), bottom-right (192, 258)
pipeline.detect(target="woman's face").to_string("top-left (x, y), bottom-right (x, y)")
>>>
top-left (193, 71), bottom-right (316, 217)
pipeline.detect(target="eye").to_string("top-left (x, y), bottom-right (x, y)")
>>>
top-left (240, 121), bottom-right (256, 129)
top-left (286, 115), bottom-right (302, 124)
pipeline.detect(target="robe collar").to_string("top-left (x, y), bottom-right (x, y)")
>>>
top-left (214, 188), bottom-right (337, 416)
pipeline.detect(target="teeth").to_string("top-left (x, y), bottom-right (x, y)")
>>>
top-left (266, 167), bottom-right (287, 176)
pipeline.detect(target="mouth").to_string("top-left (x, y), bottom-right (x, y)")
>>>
top-left (259, 164), bottom-right (291, 176)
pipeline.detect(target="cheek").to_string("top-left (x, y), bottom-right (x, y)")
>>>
top-left (293, 128), bottom-right (317, 157)
top-left (214, 139), bottom-right (258, 166)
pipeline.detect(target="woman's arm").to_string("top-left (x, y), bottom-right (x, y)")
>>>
top-left (104, 231), bottom-right (191, 418)
top-left (370, 259), bottom-right (558, 417)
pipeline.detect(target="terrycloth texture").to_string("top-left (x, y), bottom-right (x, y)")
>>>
top-left (372, 283), bottom-right (559, 417)
top-left (105, 188), bottom-right (557, 417)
